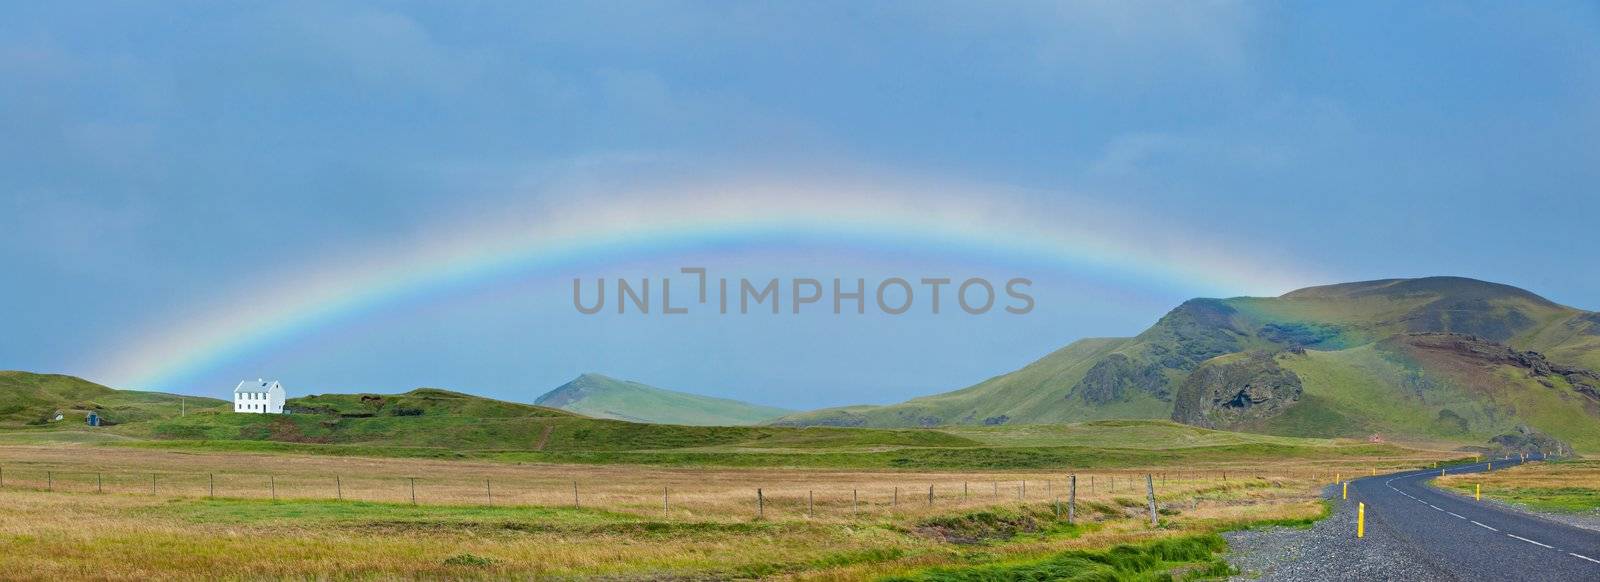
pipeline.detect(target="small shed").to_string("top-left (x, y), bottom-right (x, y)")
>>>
top-left (86, 411), bottom-right (101, 427)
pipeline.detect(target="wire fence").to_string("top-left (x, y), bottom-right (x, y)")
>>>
top-left (0, 455), bottom-right (1533, 522)
top-left (0, 465), bottom-right (1245, 521)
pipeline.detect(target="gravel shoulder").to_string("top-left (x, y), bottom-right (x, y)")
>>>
top-left (1223, 486), bottom-right (1457, 582)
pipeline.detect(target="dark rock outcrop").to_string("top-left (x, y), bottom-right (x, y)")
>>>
top-left (1171, 352), bottom-right (1303, 429)
top-left (1144, 299), bottom-right (1244, 371)
top-left (1069, 299), bottom-right (1245, 405)
top-left (1489, 425), bottom-right (1570, 456)
top-left (1403, 333), bottom-right (1600, 401)
top-left (1258, 322), bottom-right (1343, 348)
top-left (1073, 354), bottom-right (1170, 404)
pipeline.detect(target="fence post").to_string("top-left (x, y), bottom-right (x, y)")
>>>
top-left (336, 476), bottom-right (342, 501)
top-left (662, 486), bottom-right (668, 515)
top-left (852, 489), bottom-right (858, 514)
top-left (757, 488), bottom-right (764, 519)
top-left (97, 473), bottom-right (103, 494)
top-left (573, 481), bottom-right (579, 508)
top-left (894, 486), bottom-right (899, 507)
top-left (963, 481), bottom-right (968, 501)
top-left (927, 484), bottom-right (933, 506)
top-left (47, 471), bottom-right (52, 492)
top-left (272, 475), bottom-right (278, 501)
top-left (1090, 475), bottom-right (1095, 494)
top-left (1145, 474), bottom-right (1158, 527)
top-left (408, 477), bottom-right (415, 505)
top-left (151, 473), bottom-right (156, 495)
top-left (808, 490), bottom-right (814, 518)
top-left (487, 479), bottom-right (493, 504)
top-left (1068, 474), bottom-right (1077, 524)
top-left (1021, 480), bottom-right (1026, 499)
top-left (209, 473), bottom-right (215, 498)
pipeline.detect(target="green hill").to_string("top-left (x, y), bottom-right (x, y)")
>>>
top-left (0, 371), bottom-right (226, 427)
top-left (534, 373), bottom-right (792, 426)
top-left (772, 277), bottom-right (1600, 451)
top-left (0, 373), bottom-right (1413, 469)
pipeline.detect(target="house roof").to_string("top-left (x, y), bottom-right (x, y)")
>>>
top-left (234, 379), bottom-right (282, 393)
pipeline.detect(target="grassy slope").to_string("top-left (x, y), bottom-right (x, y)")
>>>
top-left (0, 371), bottom-right (226, 427)
top-left (533, 373), bottom-right (791, 426)
top-left (0, 374), bottom-right (1398, 469)
top-left (1255, 343), bottom-right (1600, 451)
top-left (105, 416), bottom-right (1410, 470)
top-left (939, 419), bottom-right (1345, 449)
top-left (773, 278), bottom-right (1600, 449)
top-left (769, 337), bottom-right (1132, 427)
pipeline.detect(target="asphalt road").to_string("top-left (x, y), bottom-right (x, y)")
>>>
top-left (1350, 456), bottom-right (1600, 581)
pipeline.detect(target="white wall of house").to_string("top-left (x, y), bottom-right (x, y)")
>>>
top-left (233, 379), bottom-right (286, 414)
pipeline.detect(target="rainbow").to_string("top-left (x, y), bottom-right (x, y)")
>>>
top-left (93, 177), bottom-right (1323, 390)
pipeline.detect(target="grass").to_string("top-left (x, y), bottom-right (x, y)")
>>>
top-left (0, 371), bottom-right (227, 428)
top-left (0, 440), bottom-right (1431, 579)
top-left (534, 373), bottom-right (793, 426)
top-left (941, 420), bottom-right (1346, 449)
top-left (110, 408), bottom-right (982, 454)
top-left (882, 534), bottom-right (1233, 581)
top-left (107, 435), bottom-right (1415, 470)
top-left (1435, 460), bottom-right (1600, 514)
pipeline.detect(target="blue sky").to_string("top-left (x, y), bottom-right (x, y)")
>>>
top-left (3, 2), bottom-right (1598, 408)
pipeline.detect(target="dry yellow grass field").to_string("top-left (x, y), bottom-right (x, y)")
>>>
top-left (0, 443), bottom-right (1462, 580)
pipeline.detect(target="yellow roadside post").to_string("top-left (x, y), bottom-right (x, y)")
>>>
top-left (1488, 462), bottom-right (1492, 471)
top-left (1476, 484), bottom-right (1481, 501)
top-left (1441, 468), bottom-right (1445, 476)
top-left (1357, 502), bottom-right (1366, 538)
top-left (1335, 472), bottom-right (1340, 484)
top-left (1342, 482), bottom-right (1348, 500)
top-left (1370, 467), bottom-right (1376, 476)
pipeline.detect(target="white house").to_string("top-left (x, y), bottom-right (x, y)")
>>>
top-left (234, 379), bottom-right (287, 414)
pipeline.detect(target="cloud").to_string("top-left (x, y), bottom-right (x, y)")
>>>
top-left (907, 0), bottom-right (1259, 88)
top-left (1088, 131), bottom-right (1286, 176)
top-left (240, 4), bottom-right (493, 96)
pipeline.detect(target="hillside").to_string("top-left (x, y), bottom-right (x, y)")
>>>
top-left (534, 373), bottom-right (791, 426)
top-left (771, 277), bottom-right (1600, 451)
top-left (0, 371), bottom-right (226, 427)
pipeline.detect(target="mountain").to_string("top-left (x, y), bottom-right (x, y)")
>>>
top-left (534, 373), bottom-right (793, 426)
top-left (0, 371), bottom-right (227, 427)
top-left (772, 277), bottom-right (1600, 451)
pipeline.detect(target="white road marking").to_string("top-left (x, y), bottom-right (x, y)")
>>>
top-left (1472, 521), bottom-right (1499, 532)
top-left (1507, 534), bottom-right (1553, 549)
top-left (1446, 512), bottom-right (1465, 519)
top-left (1571, 553), bottom-right (1600, 565)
